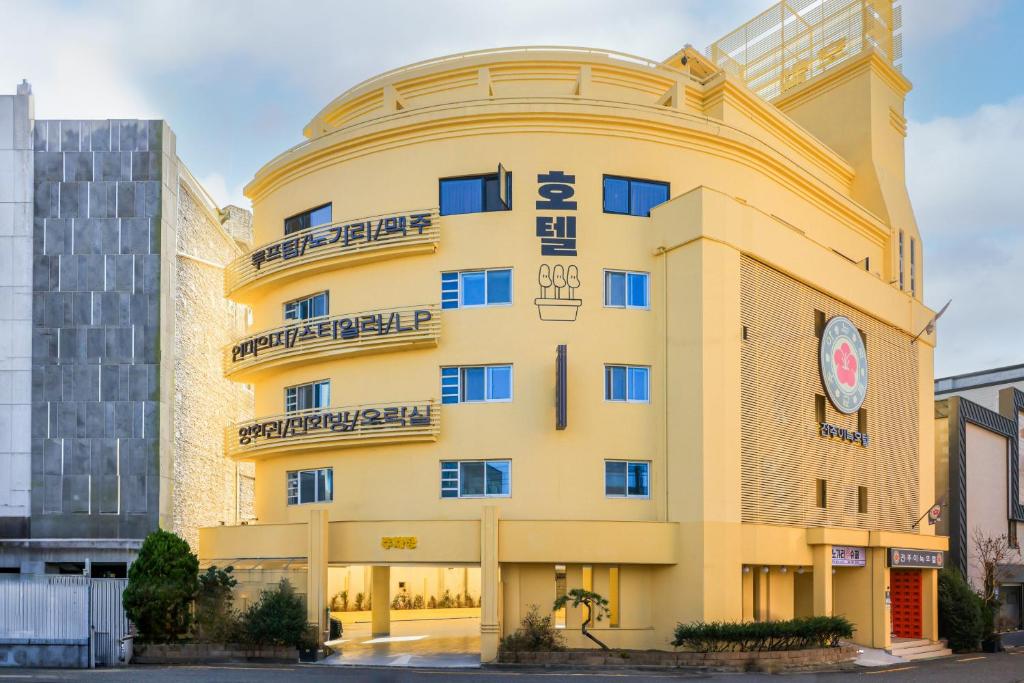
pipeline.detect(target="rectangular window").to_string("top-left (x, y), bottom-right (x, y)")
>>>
top-left (858, 486), bottom-right (868, 514)
top-left (439, 172), bottom-right (512, 216)
top-left (284, 291), bottom-right (329, 320)
top-left (815, 394), bottom-right (826, 424)
top-left (910, 237), bottom-right (917, 297)
top-left (604, 270), bottom-right (649, 309)
top-left (440, 365), bottom-right (513, 404)
top-left (1010, 521), bottom-right (1019, 550)
top-left (287, 467), bottom-right (333, 505)
top-left (898, 230), bottom-right (905, 290)
top-left (284, 203), bottom-right (332, 235)
top-left (441, 268), bottom-right (513, 309)
top-left (816, 479), bottom-right (827, 508)
top-left (858, 408), bottom-right (868, 434)
top-left (285, 379), bottom-right (330, 413)
top-left (440, 460), bottom-right (511, 498)
top-left (605, 460), bottom-right (650, 498)
top-left (814, 309), bottom-right (826, 338)
top-left (602, 175), bottom-right (669, 217)
top-left (604, 365), bottom-right (649, 402)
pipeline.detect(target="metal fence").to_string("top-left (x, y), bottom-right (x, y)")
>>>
top-left (0, 576), bottom-right (129, 667)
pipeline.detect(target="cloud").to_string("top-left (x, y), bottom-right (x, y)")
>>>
top-left (899, 0), bottom-right (1005, 51)
top-left (196, 172), bottom-right (250, 211)
top-left (907, 97), bottom-right (1024, 376)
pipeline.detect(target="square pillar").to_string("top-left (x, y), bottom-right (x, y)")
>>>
top-left (811, 544), bottom-right (833, 616)
top-left (306, 509), bottom-right (329, 642)
top-left (921, 568), bottom-right (938, 642)
top-left (870, 547), bottom-right (891, 650)
top-left (480, 505), bottom-right (500, 663)
top-left (371, 565), bottom-right (391, 636)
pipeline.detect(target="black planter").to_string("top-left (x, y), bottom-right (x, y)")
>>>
top-left (298, 646), bottom-right (320, 662)
top-left (981, 634), bottom-right (1003, 653)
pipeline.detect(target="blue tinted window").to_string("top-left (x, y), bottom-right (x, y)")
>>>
top-left (440, 462), bottom-right (459, 498)
top-left (441, 178), bottom-right (484, 216)
top-left (487, 269), bottom-right (512, 304)
top-left (485, 461), bottom-right (511, 495)
top-left (460, 271), bottom-right (486, 306)
top-left (627, 462), bottom-right (649, 496)
top-left (627, 273), bottom-right (649, 308)
top-left (285, 291), bottom-right (329, 320)
top-left (440, 173), bottom-right (511, 215)
top-left (441, 367), bottom-right (460, 404)
top-left (605, 461), bottom-right (627, 496)
top-left (627, 367), bottom-right (649, 402)
top-left (603, 176), bottom-right (669, 217)
top-left (309, 204), bottom-right (332, 228)
top-left (460, 461), bottom-right (485, 496)
top-left (605, 366), bottom-right (627, 401)
top-left (605, 271), bottom-right (626, 306)
top-left (461, 367), bottom-right (486, 402)
top-left (631, 181), bottom-right (669, 217)
top-left (441, 272), bottom-right (460, 310)
top-left (603, 177), bottom-right (629, 214)
top-left (284, 203), bottom-right (333, 235)
top-left (487, 366), bottom-right (512, 401)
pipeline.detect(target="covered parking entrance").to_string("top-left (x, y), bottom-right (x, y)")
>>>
top-left (323, 564), bottom-right (481, 667)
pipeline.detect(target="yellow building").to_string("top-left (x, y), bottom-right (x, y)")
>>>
top-left (199, 0), bottom-right (947, 661)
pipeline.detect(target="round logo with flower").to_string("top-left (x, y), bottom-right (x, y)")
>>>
top-left (819, 316), bottom-right (868, 414)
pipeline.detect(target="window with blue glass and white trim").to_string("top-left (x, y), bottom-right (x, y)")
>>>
top-left (604, 460), bottom-right (649, 498)
top-left (285, 379), bottom-right (330, 412)
top-left (604, 365), bottom-right (649, 403)
top-left (441, 365), bottom-right (512, 404)
top-left (602, 175), bottom-right (669, 217)
top-left (441, 460), bottom-right (511, 498)
top-left (604, 270), bottom-right (649, 309)
top-left (284, 291), bottom-right (329, 320)
top-left (441, 269), bottom-right (512, 309)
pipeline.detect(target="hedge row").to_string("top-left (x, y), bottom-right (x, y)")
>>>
top-left (672, 616), bottom-right (853, 652)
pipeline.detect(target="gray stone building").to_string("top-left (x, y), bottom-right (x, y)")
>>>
top-left (0, 82), bottom-right (253, 576)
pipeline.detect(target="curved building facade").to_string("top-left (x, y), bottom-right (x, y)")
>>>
top-left (201, 1), bottom-right (946, 659)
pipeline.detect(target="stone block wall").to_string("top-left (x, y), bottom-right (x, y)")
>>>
top-left (29, 118), bottom-right (171, 539)
top-left (0, 84), bottom-right (33, 535)
top-left (173, 173), bottom-right (254, 548)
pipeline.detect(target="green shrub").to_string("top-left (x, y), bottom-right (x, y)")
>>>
top-left (122, 530), bottom-right (199, 643)
top-left (938, 567), bottom-right (984, 652)
top-left (672, 616), bottom-right (853, 652)
top-left (242, 579), bottom-right (308, 647)
top-left (193, 565), bottom-right (241, 642)
top-left (499, 606), bottom-right (565, 660)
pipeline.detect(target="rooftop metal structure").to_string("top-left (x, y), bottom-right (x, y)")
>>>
top-left (705, 0), bottom-right (902, 102)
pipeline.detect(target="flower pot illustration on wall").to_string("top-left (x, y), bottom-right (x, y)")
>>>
top-left (535, 263), bottom-right (581, 321)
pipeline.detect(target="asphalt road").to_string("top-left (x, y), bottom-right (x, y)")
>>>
top-left (1, 650), bottom-right (1022, 683)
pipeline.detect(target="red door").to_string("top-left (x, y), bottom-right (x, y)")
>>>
top-left (891, 569), bottom-right (922, 639)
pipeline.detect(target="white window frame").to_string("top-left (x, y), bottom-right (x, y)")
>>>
top-left (604, 460), bottom-right (650, 499)
top-left (459, 268), bottom-right (514, 308)
top-left (440, 460), bottom-right (512, 498)
top-left (284, 379), bottom-right (331, 413)
top-left (458, 365), bottom-right (513, 403)
top-left (283, 291), bottom-right (329, 321)
top-left (287, 467), bottom-right (333, 505)
top-left (604, 365), bottom-right (650, 403)
top-left (603, 269), bottom-right (650, 310)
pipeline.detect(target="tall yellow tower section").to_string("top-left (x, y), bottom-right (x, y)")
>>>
top-left (200, 0), bottom-right (945, 660)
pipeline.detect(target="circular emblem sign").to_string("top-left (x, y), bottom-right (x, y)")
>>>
top-left (819, 316), bottom-right (868, 414)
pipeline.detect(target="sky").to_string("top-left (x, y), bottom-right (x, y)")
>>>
top-left (0, 0), bottom-right (1021, 377)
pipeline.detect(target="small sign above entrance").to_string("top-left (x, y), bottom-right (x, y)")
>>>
top-left (832, 545), bottom-right (866, 567)
top-left (888, 548), bottom-right (944, 569)
top-left (381, 536), bottom-right (417, 550)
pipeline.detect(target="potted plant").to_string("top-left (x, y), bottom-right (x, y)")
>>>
top-left (297, 624), bottom-right (322, 662)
